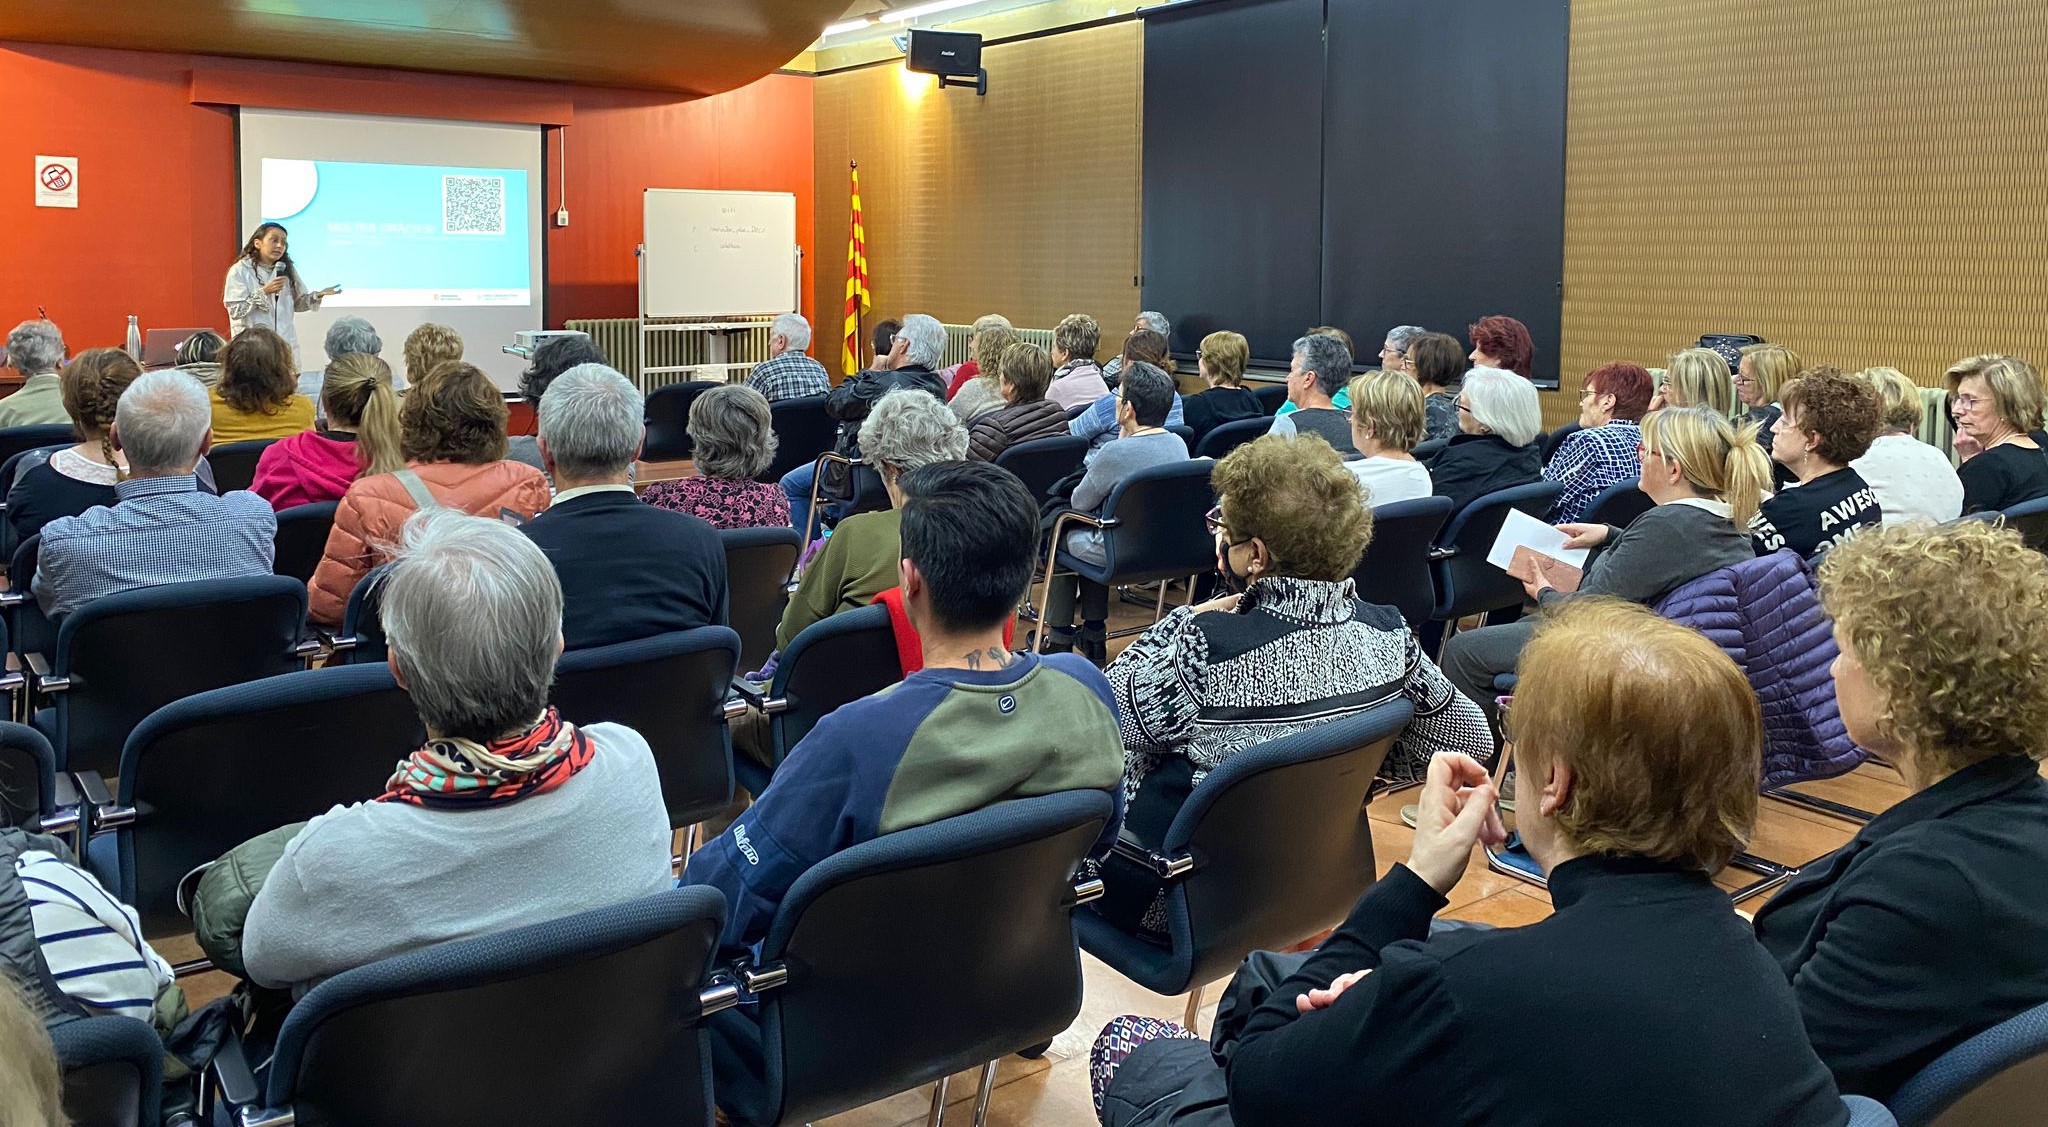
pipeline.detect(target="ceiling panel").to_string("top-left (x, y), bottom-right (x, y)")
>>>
top-left (0, 0), bottom-right (846, 94)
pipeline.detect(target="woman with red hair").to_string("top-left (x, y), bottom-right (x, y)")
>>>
top-left (1467, 314), bottom-right (1535, 380)
top-left (1544, 361), bottom-right (1656, 522)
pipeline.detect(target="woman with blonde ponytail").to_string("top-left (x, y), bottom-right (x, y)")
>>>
top-left (251, 351), bottom-right (404, 508)
top-left (1439, 405), bottom-right (1767, 744)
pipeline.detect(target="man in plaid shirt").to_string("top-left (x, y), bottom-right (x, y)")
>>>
top-left (744, 313), bottom-right (830, 401)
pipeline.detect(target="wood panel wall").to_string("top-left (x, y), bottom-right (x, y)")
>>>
top-left (813, 22), bottom-right (1142, 377)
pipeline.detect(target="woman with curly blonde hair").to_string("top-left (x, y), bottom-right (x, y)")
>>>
top-left (945, 319), bottom-right (1022, 423)
top-left (1754, 519), bottom-right (2048, 1102)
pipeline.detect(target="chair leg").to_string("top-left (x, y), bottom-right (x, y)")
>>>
top-left (971, 1059), bottom-right (1000, 1127)
top-left (926, 1075), bottom-right (951, 1127)
top-left (1183, 983), bottom-right (1205, 1030)
top-left (1153, 581), bottom-right (1168, 620)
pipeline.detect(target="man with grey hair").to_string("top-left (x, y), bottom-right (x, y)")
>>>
top-left (0, 319), bottom-right (69, 427)
top-left (521, 363), bottom-right (727, 650)
top-left (1267, 333), bottom-right (1362, 457)
top-left (1101, 310), bottom-right (1172, 384)
top-left (782, 312), bottom-right (947, 539)
top-left (744, 312), bottom-right (830, 402)
top-left (33, 370), bottom-right (274, 618)
top-left (239, 508), bottom-right (674, 992)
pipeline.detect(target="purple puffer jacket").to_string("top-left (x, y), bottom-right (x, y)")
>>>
top-left (1654, 549), bottom-right (1868, 788)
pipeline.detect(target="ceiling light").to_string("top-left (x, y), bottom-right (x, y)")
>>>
top-left (882, 0), bottom-right (982, 24)
top-left (823, 17), bottom-right (875, 35)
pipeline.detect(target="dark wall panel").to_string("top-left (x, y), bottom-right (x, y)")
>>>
top-left (1320, 0), bottom-right (1569, 385)
top-left (1141, 0), bottom-right (1325, 362)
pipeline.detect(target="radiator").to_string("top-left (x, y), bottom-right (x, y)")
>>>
top-left (567, 318), bottom-right (1056, 386)
top-left (940, 324), bottom-right (1056, 367)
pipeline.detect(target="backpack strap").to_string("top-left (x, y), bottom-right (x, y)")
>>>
top-left (392, 468), bottom-right (441, 512)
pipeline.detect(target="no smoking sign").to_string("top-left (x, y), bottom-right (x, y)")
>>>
top-left (35, 155), bottom-right (77, 209)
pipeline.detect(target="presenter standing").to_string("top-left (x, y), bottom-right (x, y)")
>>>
top-left (223, 222), bottom-right (338, 368)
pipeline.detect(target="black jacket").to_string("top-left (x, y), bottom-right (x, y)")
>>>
top-left (966, 398), bottom-right (1070, 463)
top-left (1423, 432), bottom-right (1542, 517)
top-left (1754, 754), bottom-right (2048, 1101)
top-left (823, 364), bottom-right (945, 495)
top-left (1181, 386), bottom-right (1264, 446)
top-left (520, 490), bottom-right (728, 651)
top-left (1224, 858), bottom-right (1848, 1127)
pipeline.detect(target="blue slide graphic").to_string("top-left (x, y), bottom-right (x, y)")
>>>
top-left (261, 159), bottom-right (531, 306)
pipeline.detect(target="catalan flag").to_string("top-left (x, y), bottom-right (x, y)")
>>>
top-left (841, 162), bottom-right (871, 377)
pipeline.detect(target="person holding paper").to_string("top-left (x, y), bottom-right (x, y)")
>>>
top-left (223, 222), bottom-right (338, 368)
top-left (1441, 406), bottom-right (1768, 744)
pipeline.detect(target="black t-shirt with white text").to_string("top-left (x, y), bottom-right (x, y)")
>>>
top-left (1750, 467), bottom-right (1881, 558)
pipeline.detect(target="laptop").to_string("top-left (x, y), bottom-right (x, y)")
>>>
top-left (141, 328), bottom-right (217, 368)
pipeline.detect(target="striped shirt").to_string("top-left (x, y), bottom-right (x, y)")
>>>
top-left (19, 849), bottom-right (173, 1022)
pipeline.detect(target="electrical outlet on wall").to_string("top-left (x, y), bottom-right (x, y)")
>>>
top-left (553, 208), bottom-right (570, 227)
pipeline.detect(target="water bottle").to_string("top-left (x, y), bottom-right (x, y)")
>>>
top-left (125, 315), bottom-right (142, 361)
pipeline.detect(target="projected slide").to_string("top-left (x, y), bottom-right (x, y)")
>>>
top-left (260, 158), bottom-right (531, 307)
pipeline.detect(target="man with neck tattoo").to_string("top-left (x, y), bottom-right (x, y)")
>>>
top-left (686, 460), bottom-right (1128, 1125)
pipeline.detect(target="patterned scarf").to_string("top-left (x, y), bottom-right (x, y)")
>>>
top-left (377, 707), bottom-right (594, 808)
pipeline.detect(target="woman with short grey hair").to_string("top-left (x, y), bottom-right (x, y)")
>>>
top-left (324, 316), bottom-right (384, 362)
top-left (0, 319), bottom-right (69, 428)
top-left (643, 384), bottom-right (792, 530)
top-left (1378, 324), bottom-right (1427, 370)
top-left (238, 508), bottom-right (674, 993)
top-left (1423, 365), bottom-right (1545, 515)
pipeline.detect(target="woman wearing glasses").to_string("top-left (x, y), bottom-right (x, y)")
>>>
top-left (1946, 354), bottom-right (2048, 514)
top-left (1420, 366), bottom-right (1543, 516)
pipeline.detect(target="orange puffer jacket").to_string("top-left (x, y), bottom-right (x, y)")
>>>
top-left (307, 460), bottom-right (552, 625)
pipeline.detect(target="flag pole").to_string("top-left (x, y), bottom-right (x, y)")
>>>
top-left (851, 160), bottom-right (863, 371)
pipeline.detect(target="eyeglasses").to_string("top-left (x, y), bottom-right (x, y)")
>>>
top-left (1205, 505), bottom-right (1253, 547)
top-left (1635, 440), bottom-right (1670, 461)
top-left (1953, 394), bottom-right (1987, 411)
top-left (1456, 401), bottom-right (1474, 414)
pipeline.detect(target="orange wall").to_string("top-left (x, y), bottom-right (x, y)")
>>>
top-left (0, 42), bottom-right (814, 351)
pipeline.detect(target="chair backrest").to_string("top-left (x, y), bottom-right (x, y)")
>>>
top-left (1064, 401), bottom-right (1091, 421)
top-left (2000, 495), bottom-right (2048, 552)
top-left (50, 576), bottom-right (310, 776)
top-left (338, 565), bottom-right (389, 665)
top-left (1351, 496), bottom-right (1454, 628)
top-left (1248, 383), bottom-right (1288, 414)
top-left (1410, 437), bottom-right (1448, 461)
top-left (1430, 480), bottom-right (1563, 621)
top-left (264, 887), bottom-right (727, 1127)
top-left (1579, 479), bottom-right (1654, 528)
top-left (992, 434), bottom-right (1089, 501)
top-left (51, 1014), bottom-right (161, 1127)
top-left (1194, 416), bottom-right (1272, 460)
top-left (1539, 422), bottom-right (1582, 463)
top-left (1166, 423), bottom-right (1195, 447)
top-left (0, 720), bottom-right (56, 829)
top-left (116, 663), bottom-right (423, 937)
top-left (207, 438), bottom-right (276, 494)
top-left (1160, 699), bottom-right (1410, 988)
top-left (643, 381), bottom-right (724, 462)
top-left (753, 790), bottom-right (1113, 1126)
top-left (0, 440), bottom-right (73, 557)
top-left (272, 500), bottom-right (339, 584)
top-left (7, 532), bottom-right (51, 661)
top-left (553, 627), bottom-right (740, 828)
top-left (719, 525), bottom-right (801, 674)
top-left (0, 424), bottom-right (77, 467)
top-left (1092, 458), bottom-right (1218, 585)
top-left (1889, 998), bottom-right (2048, 1126)
top-left (769, 602), bottom-right (899, 763)
top-left (756, 394), bottom-right (837, 484)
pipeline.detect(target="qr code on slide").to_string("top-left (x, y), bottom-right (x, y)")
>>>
top-left (442, 174), bottom-right (505, 236)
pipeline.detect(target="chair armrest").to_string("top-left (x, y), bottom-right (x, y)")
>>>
top-left (317, 628), bottom-right (357, 654)
top-left (291, 636), bottom-right (325, 660)
top-left (69, 769), bottom-right (134, 834)
top-left (1110, 834), bottom-right (1195, 880)
top-left (0, 590), bottom-right (24, 609)
top-left (699, 973), bottom-right (743, 1017)
top-left (0, 653), bottom-right (21, 696)
top-left (728, 677), bottom-right (788, 716)
top-left (1070, 877), bottom-right (1106, 906)
top-left (24, 651), bottom-right (67, 693)
top-left (205, 1030), bottom-right (274, 1124)
top-left (1427, 546), bottom-right (1457, 562)
top-left (737, 960), bottom-right (789, 995)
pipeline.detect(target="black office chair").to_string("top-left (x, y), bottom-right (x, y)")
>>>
top-left (1076, 699), bottom-right (1411, 1026)
top-left (207, 887), bottom-right (731, 1127)
top-left (0, 439), bottom-right (74, 558)
top-left (272, 500), bottom-right (339, 584)
top-left (1538, 422), bottom-right (1581, 463)
top-left (721, 790), bottom-right (1115, 1127)
top-left (1193, 416), bottom-right (1271, 460)
top-left (327, 566), bottom-right (390, 665)
top-left (992, 434), bottom-right (1089, 503)
top-left (644, 380), bottom-right (725, 462)
top-left (720, 526), bottom-right (802, 675)
top-left (2000, 495), bottom-right (2048, 552)
top-left (1425, 480), bottom-right (1564, 652)
top-left (1248, 383), bottom-right (1288, 414)
top-left (207, 438), bottom-right (277, 493)
top-left (0, 424), bottom-right (77, 467)
top-left (732, 602), bottom-right (899, 797)
top-left (30, 576), bottom-right (316, 777)
top-left (1166, 423), bottom-right (1195, 447)
top-left (1032, 459), bottom-right (1217, 646)
top-left (1410, 437), bottom-right (1448, 461)
top-left (0, 533), bottom-right (51, 679)
top-left (1064, 401), bottom-right (1092, 422)
top-left (553, 627), bottom-right (741, 832)
top-left (52, 1014), bottom-right (162, 1127)
top-left (802, 452), bottom-right (889, 544)
top-left (1888, 997), bottom-right (2048, 1126)
top-left (1577, 479), bottom-right (1654, 528)
top-left (756, 394), bottom-right (837, 485)
top-left (86, 663), bottom-right (422, 940)
top-left (1351, 496), bottom-right (1454, 628)
top-left (0, 721), bottom-right (60, 836)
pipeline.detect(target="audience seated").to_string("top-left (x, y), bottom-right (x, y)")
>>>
top-left (1047, 313), bottom-right (1112, 412)
top-left (1275, 328), bottom-right (1357, 416)
top-left (174, 329), bottom-right (227, 389)
top-left (6, 348), bottom-right (141, 547)
top-left (1946, 353), bottom-right (2048, 513)
top-left (686, 459), bottom-right (1126, 1122)
top-left (1403, 331), bottom-right (1467, 443)
top-left (238, 510), bottom-right (673, 992)
top-left (1753, 366), bottom-right (1883, 557)
top-left (10, 826), bottom-right (179, 1028)
top-left (1374, 323), bottom-right (1427, 373)
top-left (867, 317), bottom-right (903, 371)
top-left (401, 322), bottom-right (463, 390)
top-left (641, 384), bottom-right (792, 529)
top-left (322, 315), bottom-right (382, 362)
top-left (743, 312), bottom-right (831, 403)
top-left (210, 327), bottom-right (316, 444)
top-left (1851, 365), bottom-right (1964, 524)
top-left (1423, 365), bottom-right (1543, 515)
top-left (35, 371), bottom-right (274, 619)
top-left (967, 342), bottom-right (1071, 461)
top-left (1344, 369), bottom-right (1433, 506)
top-left (0, 974), bottom-right (63, 1127)
top-left (1042, 362), bottom-right (1189, 663)
top-left (0, 319), bottom-right (68, 427)
top-left (249, 352), bottom-right (404, 509)
top-left (1737, 342), bottom-right (1803, 432)
top-left (1266, 334), bottom-right (1361, 456)
top-left (1651, 346), bottom-right (1738, 416)
top-left (1102, 311), bottom-right (1172, 385)
top-left (945, 315), bottom-right (1020, 420)
top-left (1091, 433), bottom-right (1489, 939)
top-left (785, 312), bottom-right (948, 539)
top-left (507, 333), bottom-right (607, 470)
top-left (777, 388), bottom-right (967, 650)
top-left (1466, 313), bottom-right (1535, 379)
top-left (521, 364), bottom-right (727, 650)
top-left (1442, 405), bottom-right (1768, 741)
top-left (1754, 520), bottom-right (2048, 1101)
top-left (1072, 331), bottom-right (1186, 454)
top-left (1179, 330), bottom-right (1262, 444)
top-left (1544, 361), bottom-right (1654, 523)
top-left (1092, 601), bottom-right (1850, 1127)
top-left (308, 360), bottom-right (550, 626)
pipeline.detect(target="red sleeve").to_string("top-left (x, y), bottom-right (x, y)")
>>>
top-left (947, 362), bottom-right (979, 398)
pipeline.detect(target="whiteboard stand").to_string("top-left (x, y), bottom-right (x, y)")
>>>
top-left (633, 243), bottom-right (803, 393)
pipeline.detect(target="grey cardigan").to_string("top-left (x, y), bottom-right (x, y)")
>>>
top-left (1537, 500), bottom-right (1756, 609)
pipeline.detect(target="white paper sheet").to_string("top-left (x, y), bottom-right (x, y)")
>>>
top-left (1485, 507), bottom-right (1591, 572)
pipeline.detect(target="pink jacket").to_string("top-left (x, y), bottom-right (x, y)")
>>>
top-left (252, 431), bottom-right (361, 510)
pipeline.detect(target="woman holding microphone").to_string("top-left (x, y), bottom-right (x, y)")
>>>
top-left (224, 222), bottom-right (338, 367)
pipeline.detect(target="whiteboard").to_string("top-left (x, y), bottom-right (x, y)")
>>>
top-left (641, 189), bottom-right (798, 318)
